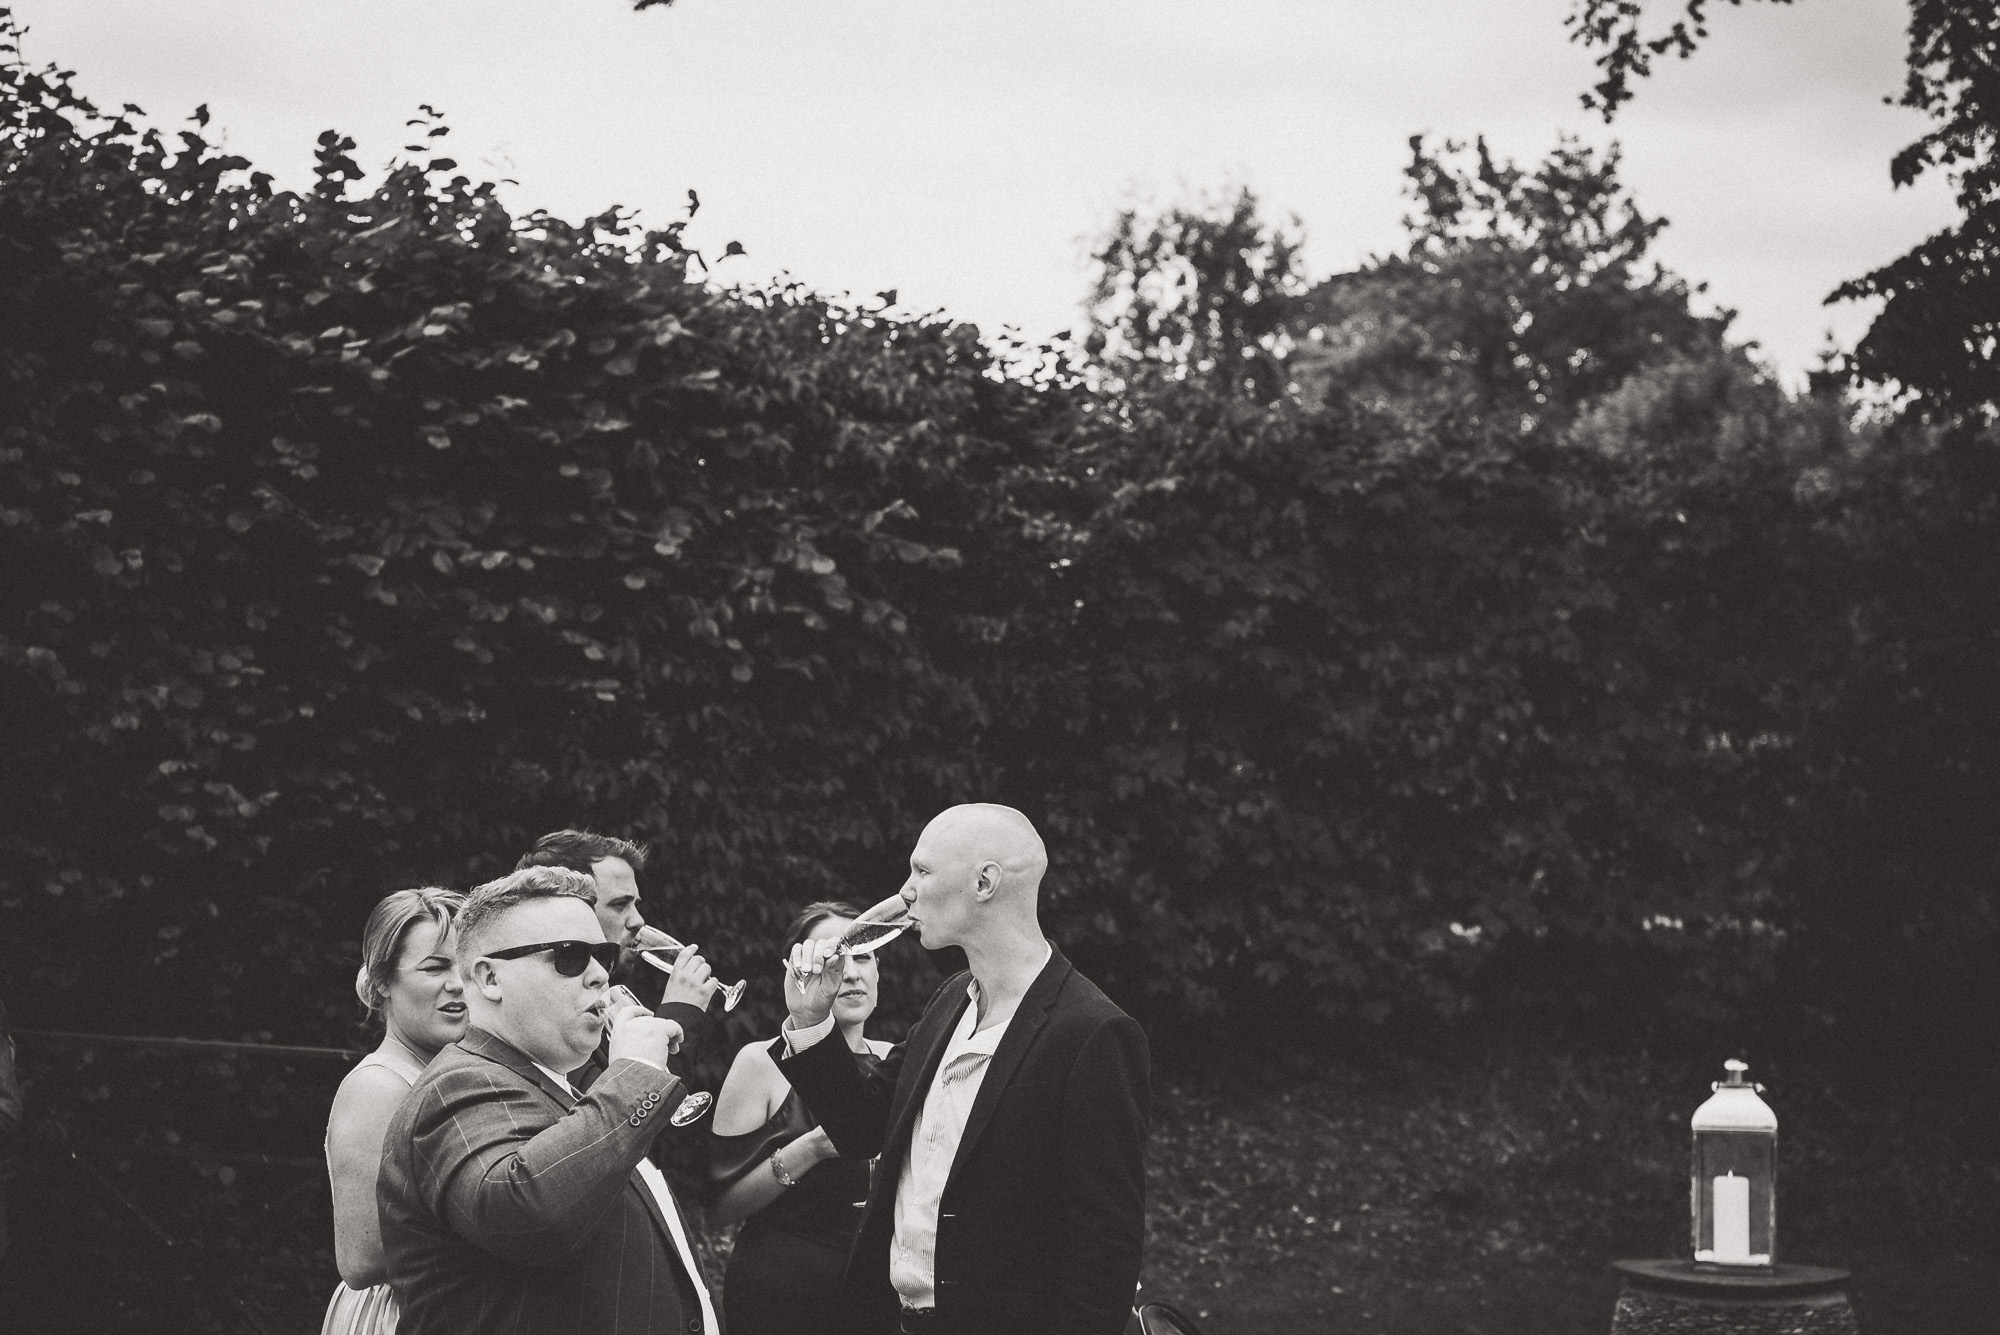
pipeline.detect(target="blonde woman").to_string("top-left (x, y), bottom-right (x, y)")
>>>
top-left (319, 888), bottom-right (467, 1335)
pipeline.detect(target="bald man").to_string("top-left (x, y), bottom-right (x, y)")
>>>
top-left (780, 804), bottom-right (1150, 1335)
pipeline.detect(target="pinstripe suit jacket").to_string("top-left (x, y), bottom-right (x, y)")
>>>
top-left (377, 1026), bottom-right (709, 1335)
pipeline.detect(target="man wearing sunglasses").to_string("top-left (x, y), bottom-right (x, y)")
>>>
top-left (378, 865), bottom-right (719, 1335)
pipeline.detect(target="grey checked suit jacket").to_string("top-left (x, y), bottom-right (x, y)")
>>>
top-left (378, 1026), bottom-right (710, 1335)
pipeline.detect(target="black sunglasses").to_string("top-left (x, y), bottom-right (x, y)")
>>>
top-left (483, 939), bottom-right (621, 978)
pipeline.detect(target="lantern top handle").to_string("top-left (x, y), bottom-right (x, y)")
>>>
top-left (1694, 1059), bottom-right (1776, 1130)
top-left (1713, 1058), bottom-right (1766, 1095)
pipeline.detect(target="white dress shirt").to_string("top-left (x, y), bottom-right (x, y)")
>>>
top-left (533, 1060), bottom-right (720, 1335)
top-left (785, 944), bottom-right (1052, 1311)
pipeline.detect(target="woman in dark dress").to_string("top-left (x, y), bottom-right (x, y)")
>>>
top-left (709, 901), bottom-right (892, 1334)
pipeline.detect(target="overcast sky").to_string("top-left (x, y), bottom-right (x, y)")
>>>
top-left (14, 0), bottom-right (1957, 384)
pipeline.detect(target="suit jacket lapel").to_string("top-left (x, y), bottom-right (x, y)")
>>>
top-left (459, 1027), bottom-right (576, 1109)
top-left (945, 947), bottom-right (1070, 1187)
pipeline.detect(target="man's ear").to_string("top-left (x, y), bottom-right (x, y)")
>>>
top-left (468, 957), bottom-right (503, 1000)
top-left (974, 860), bottom-right (1002, 901)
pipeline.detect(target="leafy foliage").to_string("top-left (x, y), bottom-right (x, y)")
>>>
top-left (1044, 152), bottom-right (1999, 1066)
top-left (1295, 136), bottom-right (1729, 438)
top-left (1564, 0), bottom-right (1792, 118)
top-left (1565, 0), bottom-right (2000, 420)
top-left (1832, 3), bottom-right (2000, 417)
top-left (1, 16), bottom-right (1994, 1089)
top-left (1086, 186), bottom-right (1308, 399)
top-left (0, 24), bottom-right (1051, 1052)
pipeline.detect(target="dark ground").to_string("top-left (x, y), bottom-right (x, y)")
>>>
top-left (1, 1048), bottom-right (1992, 1334)
top-left (1135, 1054), bottom-right (1996, 1333)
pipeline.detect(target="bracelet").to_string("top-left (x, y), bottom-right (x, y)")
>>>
top-left (769, 1150), bottom-right (798, 1188)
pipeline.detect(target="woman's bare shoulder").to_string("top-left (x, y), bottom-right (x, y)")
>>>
top-left (724, 1035), bottom-right (785, 1084)
top-left (713, 1035), bottom-right (789, 1134)
top-left (329, 1060), bottom-right (414, 1124)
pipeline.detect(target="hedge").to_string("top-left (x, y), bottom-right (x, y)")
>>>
top-left (4, 30), bottom-right (1996, 1080)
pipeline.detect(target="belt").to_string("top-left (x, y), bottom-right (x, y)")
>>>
top-left (899, 1305), bottom-right (940, 1334)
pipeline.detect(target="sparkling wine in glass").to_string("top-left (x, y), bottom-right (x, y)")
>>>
top-left (793, 892), bottom-right (915, 978)
top-left (837, 892), bottom-right (916, 954)
top-left (633, 924), bottom-right (748, 1012)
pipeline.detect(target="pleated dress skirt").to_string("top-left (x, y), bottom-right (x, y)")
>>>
top-left (319, 1281), bottom-right (398, 1335)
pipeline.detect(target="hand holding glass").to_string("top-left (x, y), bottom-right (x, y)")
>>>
top-left (605, 989), bottom-right (712, 1126)
top-left (634, 924), bottom-right (748, 1012)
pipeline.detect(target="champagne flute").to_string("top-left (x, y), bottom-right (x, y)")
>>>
top-left (791, 891), bottom-right (915, 979)
top-left (633, 924), bottom-right (748, 1012)
top-left (607, 984), bottom-right (713, 1126)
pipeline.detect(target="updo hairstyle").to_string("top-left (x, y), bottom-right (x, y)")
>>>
top-left (354, 887), bottom-right (465, 1021)
top-left (782, 900), bottom-right (865, 954)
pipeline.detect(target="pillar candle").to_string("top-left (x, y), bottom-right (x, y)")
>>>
top-left (1712, 1172), bottom-right (1751, 1261)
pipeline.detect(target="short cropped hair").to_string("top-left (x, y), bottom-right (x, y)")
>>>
top-left (457, 865), bottom-right (597, 961)
top-left (355, 887), bottom-right (465, 1020)
top-left (783, 900), bottom-right (864, 954)
top-left (516, 829), bottom-right (649, 882)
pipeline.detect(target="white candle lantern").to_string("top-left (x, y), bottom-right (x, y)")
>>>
top-left (1690, 1058), bottom-right (1777, 1269)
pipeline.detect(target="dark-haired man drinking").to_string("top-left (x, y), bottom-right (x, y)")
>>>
top-left (517, 829), bottom-right (715, 1092)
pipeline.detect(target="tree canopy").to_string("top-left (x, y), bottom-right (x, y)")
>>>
top-left (1566, 0), bottom-right (2000, 420)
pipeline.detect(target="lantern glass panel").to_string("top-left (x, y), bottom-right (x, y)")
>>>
top-left (1692, 1127), bottom-right (1776, 1266)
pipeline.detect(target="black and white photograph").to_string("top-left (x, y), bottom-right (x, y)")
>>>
top-left (0, 2), bottom-right (1994, 1332)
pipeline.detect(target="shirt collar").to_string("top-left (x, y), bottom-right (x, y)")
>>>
top-left (951, 942), bottom-right (1054, 1059)
top-left (531, 1060), bottom-right (580, 1101)
top-left (946, 998), bottom-right (1004, 1060)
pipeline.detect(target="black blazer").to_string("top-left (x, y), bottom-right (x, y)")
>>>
top-left (775, 945), bottom-right (1150, 1335)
